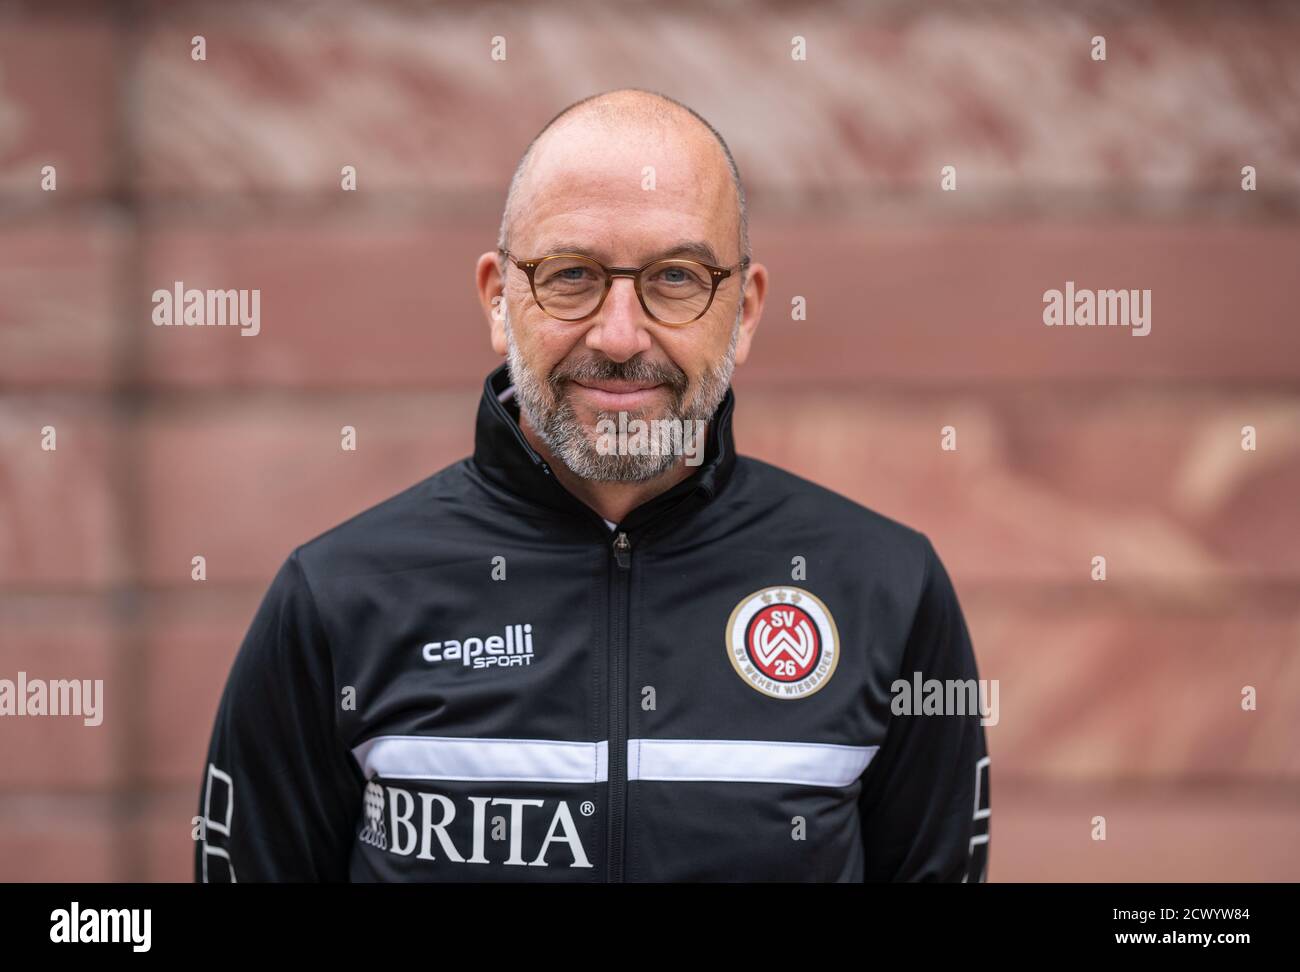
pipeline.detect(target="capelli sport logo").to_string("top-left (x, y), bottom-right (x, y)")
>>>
top-left (422, 623), bottom-right (535, 669)
top-left (725, 587), bottom-right (839, 699)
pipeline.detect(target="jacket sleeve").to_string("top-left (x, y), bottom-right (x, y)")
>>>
top-left (857, 535), bottom-right (990, 881)
top-left (194, 548), bottom-right (364, 882)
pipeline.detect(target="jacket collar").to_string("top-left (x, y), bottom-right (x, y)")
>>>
top-left (471, 361), bottom-right (738, 533)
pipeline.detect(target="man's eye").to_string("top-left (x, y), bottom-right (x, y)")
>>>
top-left (542, 266), bottom-right (594, 286)
top-left (551, 266), bottom-right (597, 282)
top-left (653, 266), bottom-right (703, 286)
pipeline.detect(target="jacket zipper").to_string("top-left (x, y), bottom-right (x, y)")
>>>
top-left (607, 530), bottom-right (632, 881)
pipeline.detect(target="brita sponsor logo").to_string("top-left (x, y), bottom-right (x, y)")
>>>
top-left (379, 785), bottom-right (592, 868)
top-left (422, 623), bottom-right (535, 669)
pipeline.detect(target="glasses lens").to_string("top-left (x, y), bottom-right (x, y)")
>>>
top-left (533, 256), bottom-right (605, 320)
top-left (642, 260), bottom-right (714, 324)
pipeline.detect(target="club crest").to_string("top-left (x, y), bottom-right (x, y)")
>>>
top-left (725, 586), bottom-right (839, 699)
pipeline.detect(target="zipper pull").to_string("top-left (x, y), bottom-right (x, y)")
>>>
top-left (612, 531), bottom-right (631, 569)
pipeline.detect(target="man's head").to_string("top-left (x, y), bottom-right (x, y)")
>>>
top-left (476, 88), bottom-right (767, 482)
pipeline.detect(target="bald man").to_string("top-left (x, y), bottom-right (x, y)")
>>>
top-left (196, 88), bottom-right (990, 883)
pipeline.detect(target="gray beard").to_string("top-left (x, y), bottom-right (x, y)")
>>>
top-left (503, 305), bottom-right (740, 482)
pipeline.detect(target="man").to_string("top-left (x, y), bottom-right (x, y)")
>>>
top-left (195, 88), bottom-right (989, 882)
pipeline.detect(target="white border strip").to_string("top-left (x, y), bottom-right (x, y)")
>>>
top-left (627, 738), bottom-right (877, 787)
top-left (352, 735), bottom-right (608, 783)
top-left (351, 736), bottom-right (877, 788)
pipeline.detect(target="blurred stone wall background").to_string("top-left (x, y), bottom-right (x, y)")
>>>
top-left (1, 0), bottom-right (1298, 880)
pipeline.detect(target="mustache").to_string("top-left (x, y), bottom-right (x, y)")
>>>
top-left (548, 356), bottom-right (688, 395)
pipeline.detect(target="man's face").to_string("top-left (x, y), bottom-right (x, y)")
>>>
top-left (496, 121), bottom-right (751, 482)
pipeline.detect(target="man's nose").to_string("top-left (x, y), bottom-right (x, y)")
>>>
top-left (585, 276), bottom-right (653, 362)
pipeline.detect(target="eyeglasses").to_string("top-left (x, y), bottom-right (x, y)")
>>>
top-left (499, 247), bottom-right (750, 326)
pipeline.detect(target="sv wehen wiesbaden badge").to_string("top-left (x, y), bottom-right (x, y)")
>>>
top-left (725, 587), bottom-right (840, 699)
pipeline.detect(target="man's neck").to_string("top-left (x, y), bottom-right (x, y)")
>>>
top-left (518, 412), bottom-right (702, 525)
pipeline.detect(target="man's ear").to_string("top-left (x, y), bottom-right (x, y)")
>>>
top-left (732, 261), bottom-right (768, 366)
top-left (475, 251), bottom-right (508, 355)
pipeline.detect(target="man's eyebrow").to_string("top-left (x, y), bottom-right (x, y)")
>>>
top-left (534, 240), bottom-right (723, 266)
top-left (656, 240), bottom-right (721, 266)
top-left (533, 241), bottom-right (603, 261)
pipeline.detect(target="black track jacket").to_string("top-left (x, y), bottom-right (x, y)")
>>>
top-left (195, 362), bottom-right (990, 882)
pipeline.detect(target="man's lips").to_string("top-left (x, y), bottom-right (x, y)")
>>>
top-left (567, 379), bottom-right (668, 410)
